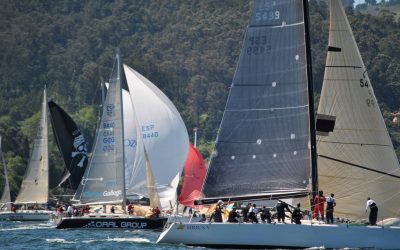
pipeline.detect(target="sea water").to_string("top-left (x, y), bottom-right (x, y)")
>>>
top-left (0, 221), bottom-right (196, 250)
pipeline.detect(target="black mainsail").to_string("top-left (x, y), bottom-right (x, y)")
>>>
top-left (48, 101), bottom-right (88, 190)
top-left (200, 0), bottom-right (314, 203)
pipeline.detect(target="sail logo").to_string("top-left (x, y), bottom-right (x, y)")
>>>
top-left (106, 104), bottom-right (115, 116)
top-left (103, 189), bottom-right (121, 197)
top-left (71, 133), bottom-right (88, 168)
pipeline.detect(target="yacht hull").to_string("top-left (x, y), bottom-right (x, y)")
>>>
top-left (56, 216), bottom-right (167, 230)
top-left (157, 222), bottom-right (400, 249)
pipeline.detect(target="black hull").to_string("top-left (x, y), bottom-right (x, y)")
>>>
top-left (56, 216), bottom-right (167, 230)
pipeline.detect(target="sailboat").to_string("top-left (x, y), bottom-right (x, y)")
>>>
top-left (56, 52), bottom-right (189, 229)
top-left (0, 136), bottom-right (12, 220)
top-left (5, 88), bottom-right (53, 221)
top-left (157, 0), bottom-right (400, 249)
top-left (48, 100), bottom-right (88, 191)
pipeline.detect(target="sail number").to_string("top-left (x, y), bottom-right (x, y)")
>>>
top-left (255, 11), bottom-right (280, 22)
top-left (247, 36), bottom-right (271, 55)
top-left (360, 70), bottom-right (375, 107)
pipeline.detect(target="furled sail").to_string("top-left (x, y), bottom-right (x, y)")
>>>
top-left (73, 53), bottom-right (125, 205)
top-left (201, 0), bottom-right (312, 203)
top-left (15, 88), bottom-right (49, 204)
top-left (178, 144), bottom-right (207, 208)
top-left (317, 0), bottom-right (400, 219)
top-left (123, 64), bottom-right (189, 208)
top-left (0, 136), bottom-right (11, 211)
top-left (48, 101), bottom-right (88, 190)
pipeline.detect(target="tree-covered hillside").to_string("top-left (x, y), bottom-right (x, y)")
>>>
top-left (0, 0), bottom-right (400, 199)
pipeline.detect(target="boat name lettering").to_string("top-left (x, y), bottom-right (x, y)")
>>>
top-left (186, 225), bottom-right (210, 230)
top-left (103, 189), bottom-right (122, 197)
top-left (103, 122), bottom-right (115, 129)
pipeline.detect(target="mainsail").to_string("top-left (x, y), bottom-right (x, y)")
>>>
top-left (48, 101), bottom-right (88, 190)
top-left (178, 144), bottom-right (206, 208)
top-left (0, 136), bottom-right (11, 211)
top-left (15, 88), bottom-right (49, 204)
top-left (317, 0), bottom-right (400, 219)
top-left (73, 53), bottom-right (126, 205)
top-left (123, 64), bottom-right (189, 209)
top-left (201, 0), bottom-right (313, 203)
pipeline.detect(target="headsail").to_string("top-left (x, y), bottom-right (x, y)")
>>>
top-left (48, 101), bottom-right (88, 190)
top-left (178, 144), bottom-right (206, 208)
top-left (317, 0), bottom-right (400, 219)
top-left (15, 88), bottom-right (49, 204)
top-left (0, 136), bottom-right (11, 211)
top-left (123, 64), bottom-right (189, 208)
top-left (73, 53), bottom-right (126, 205)
top-left (200, 0), bottom-right (312, 203)
top-left (144, 148), bottom-right (162, 209)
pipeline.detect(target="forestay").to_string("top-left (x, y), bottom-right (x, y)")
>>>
top-left (73, 54), bottom-right (125, 205)
top-left (317, 0), bottom-right (400, 219)
top-left (123, 64), bottom-right (189, 209)
top-left (201, 0), bottom-right (312, 203)
top-left (15, 89), bottom-right (49, 204)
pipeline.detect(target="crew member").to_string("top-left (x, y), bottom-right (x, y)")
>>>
top-left (366, 197), bottom-right (378, 225)
top-left (313, 190), bottom-right (326, 220)
top-left (292, 203), bottom-right (302, 224)
top-left (326, 193), bottom-right (336, 224)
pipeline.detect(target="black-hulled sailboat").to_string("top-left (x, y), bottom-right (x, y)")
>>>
top-left (157, 0), bottom-right (400, 248)
top-left (56, 51), bottom-right (189, 229)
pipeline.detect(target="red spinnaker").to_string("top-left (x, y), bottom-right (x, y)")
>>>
top-left (178, 144), bottom-right (206, 208)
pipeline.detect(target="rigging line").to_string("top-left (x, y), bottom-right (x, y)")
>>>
top-left (325, 65), bottom-right (362, 68)
top-left (226, 105), bottom-right (308, 112)
top-left (319, 154), bottom-right (400, 179)
top-left (318, 140), bottom-right (392, 148)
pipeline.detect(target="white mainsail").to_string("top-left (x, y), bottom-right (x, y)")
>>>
top-left (14, 88), bottom-right (49, 205)
top-left (317, 0), bottom-right (400, 219)
top-left (0, 136), bottom-right (11, 211)
top-left (123, 64), bottom-right (189, 210)
top-left (73, 53), bottom-right (126, 205)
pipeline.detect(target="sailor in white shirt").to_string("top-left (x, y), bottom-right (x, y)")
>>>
top-left (365, 197), bottom-right (378, 225)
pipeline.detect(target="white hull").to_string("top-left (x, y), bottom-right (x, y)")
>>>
top-left (157, 222), bottom-right (400, 249)
top-left (1, 210), bottom-right (52, 221)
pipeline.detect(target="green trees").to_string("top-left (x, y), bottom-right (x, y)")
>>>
top-left (1, 1), bottom-right (400, 196)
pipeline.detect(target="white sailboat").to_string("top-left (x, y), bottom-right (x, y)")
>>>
top-left (157, 0), bottom-right (400, 248)
top-left (56, 52), bottom-right (189, 229)
top-left (6, 88), bottom-right (52, 221)
top-left (0, 136), bottom-right (12, 220)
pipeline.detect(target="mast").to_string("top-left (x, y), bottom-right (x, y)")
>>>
top-left (303, 0), bottom-right (318, 200)
top-left (116, 50), bottom-right (127, 210)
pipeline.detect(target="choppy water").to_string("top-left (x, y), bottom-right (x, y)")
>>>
top-left (0, 221), bottom-right (199, 250)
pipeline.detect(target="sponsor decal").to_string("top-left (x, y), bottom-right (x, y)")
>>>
top-left (103, 189), bottom-right (122, 197)
top-left (82, 221), bottom-right (148, 229)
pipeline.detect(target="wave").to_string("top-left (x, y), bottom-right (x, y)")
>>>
top-left (46, 238), bottom-right (75, 244)
top-left (106, 237), bottom-right (151, 243)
